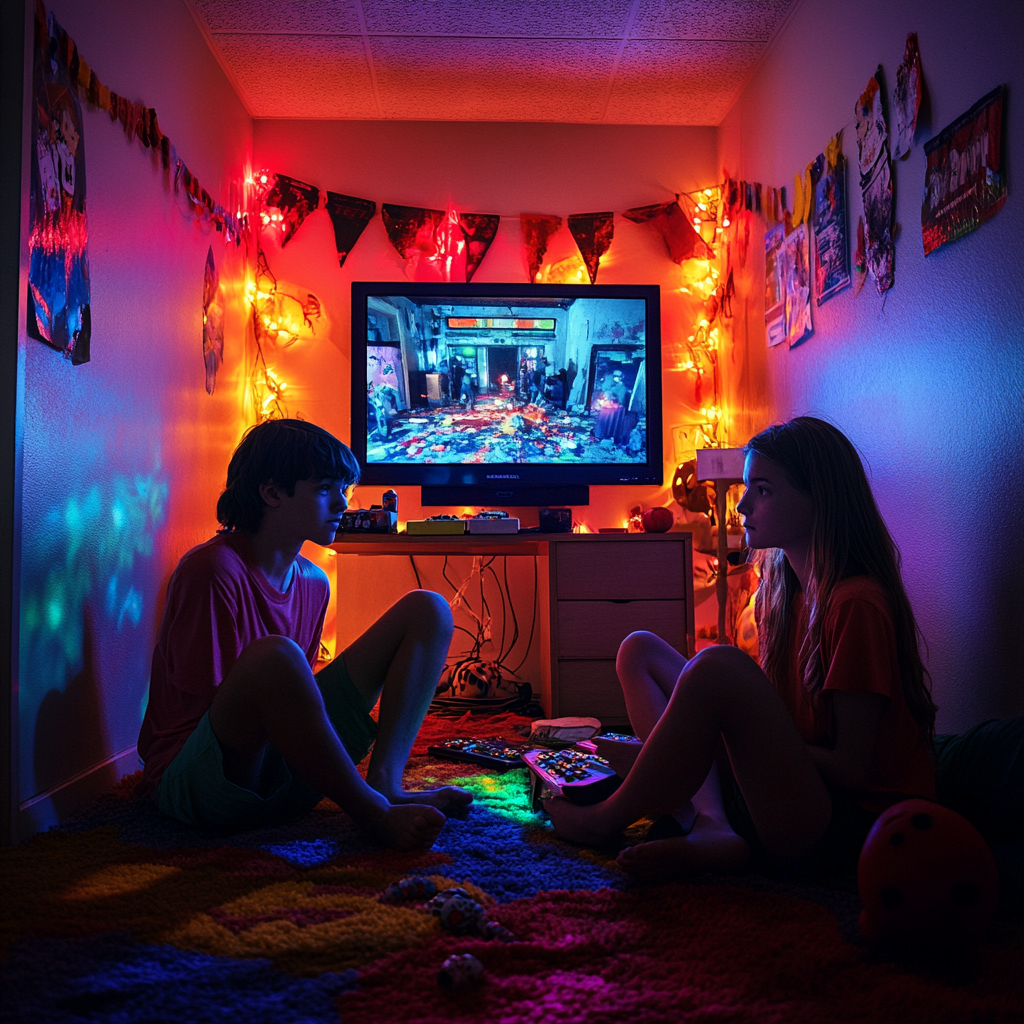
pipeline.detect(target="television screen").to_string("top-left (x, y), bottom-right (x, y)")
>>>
top-left (351, 283), bottom-right (662, 502)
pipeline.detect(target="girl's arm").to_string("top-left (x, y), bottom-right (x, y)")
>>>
top-left (806, 691), bottom-right (885, 791)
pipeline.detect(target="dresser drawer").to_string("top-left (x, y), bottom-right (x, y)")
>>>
top-left (556, 600), bottom-right (688, 658)
top-left (556, 541), bottom-right (687, 600)
top-left (557, 660), bottom-right (629, 720)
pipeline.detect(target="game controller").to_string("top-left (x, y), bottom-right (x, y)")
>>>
top-left (523, 747), bottom-right (622, 809)
top-left (427, 738), bottom-right (529, 772)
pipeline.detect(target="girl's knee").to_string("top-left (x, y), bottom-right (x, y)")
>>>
top-left (616, 630), bottom-right (664, 671)
top-left (672, 644), bottom-right (765, 704)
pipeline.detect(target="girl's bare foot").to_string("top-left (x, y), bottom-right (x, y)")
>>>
top-left (542, 796), bottom-right (622, 847)
top-left (369, 803), bottom-right (447, 851)
top-left (616, 813), bottom-right (750, 879)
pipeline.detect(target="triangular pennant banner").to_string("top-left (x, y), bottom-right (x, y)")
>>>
top-left (623, 201), bottom-right (715, 263)
top-left (520, 214), bottom-right (562, 282)
top-left (324, 192), bottom-right (376, 268)
top-left (202, 245), bottom-right (224, 395)
top-left (457, 212), bottom-right (500, 282)
top-left (265, 173), bottom-right (321, 246)
top-left (567, 211), bottom-right (614, 284)
top-left (382, 203), bottom-right (469, 281)
top-left (381, 203), bottom-right (446, 261)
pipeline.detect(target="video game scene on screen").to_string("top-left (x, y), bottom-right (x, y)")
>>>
top-left (365, 295), bottom-right (648, 465)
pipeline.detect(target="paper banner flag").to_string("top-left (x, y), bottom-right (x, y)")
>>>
top-left (202, 245), bottom-right (224, 395)
top-left (520, 214), bottom-right (562, 282)
top-left (382, 203), bottom-right (445, 260)
top-left (893, 32), bottom-right (922, 161)
top-left (622, 201), bottom-right (714, 263)
top-left (265, 173), bottom-right (321, 247)
top-left (28, 9), bottom-right (91, 363)
top-left (324, 192), bottom-right (376, 268)
top-left (382, 203), bottom-right (467, 281)
top-left (458, 212), bottom-right (500, 282)
top-left (567, 211), bottom-right (614, 284)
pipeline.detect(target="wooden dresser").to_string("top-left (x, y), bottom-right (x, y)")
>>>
top-left (539, 533), bottom-right (694, 728)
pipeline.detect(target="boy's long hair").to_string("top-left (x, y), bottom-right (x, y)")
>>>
top-left (747, 417), bottom-right (937, 739)
top-left (217, 419), bottom-right (360, 533)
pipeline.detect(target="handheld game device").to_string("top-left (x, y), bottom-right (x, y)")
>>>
top-left (523, 747), bottom-right (622, 809)
top-left (427, 738), bottom-right (529, 772)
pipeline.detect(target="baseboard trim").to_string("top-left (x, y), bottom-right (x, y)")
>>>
top-left (19, 745), bottom-right (138, 810)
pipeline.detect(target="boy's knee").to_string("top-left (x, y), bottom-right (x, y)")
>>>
top-left (399, 589), bottom-right (454, 639)
top-left (237, 634), bottom-right (309, 675)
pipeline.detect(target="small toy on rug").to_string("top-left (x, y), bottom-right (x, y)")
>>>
top-left (437, 953), bottom-right (485, 991)
top-left (380, 876), bottom-right (438, 904)
top-left (426, 887), bottom-right (516, 942)
top-left (858, 798), bottom-right (999, 949)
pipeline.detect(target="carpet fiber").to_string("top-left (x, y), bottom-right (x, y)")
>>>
top-left (3, 714), bottom-right (1021, 1023)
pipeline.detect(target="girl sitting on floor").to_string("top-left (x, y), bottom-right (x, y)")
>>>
top-left (545, 416), bottom-right (938, 878)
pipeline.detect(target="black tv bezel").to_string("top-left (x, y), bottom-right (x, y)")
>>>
top-left (350, 281), bottom-right (663, 495)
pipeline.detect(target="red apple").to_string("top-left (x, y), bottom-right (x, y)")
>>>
top-left (641, 506), bottom-right (674, 533)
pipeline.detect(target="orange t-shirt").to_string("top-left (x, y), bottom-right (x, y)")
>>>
top-left (776, 577), bottom-right (935, 811)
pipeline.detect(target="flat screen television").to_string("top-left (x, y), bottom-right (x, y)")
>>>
top-left (350, 282), bottom-right (662, 506)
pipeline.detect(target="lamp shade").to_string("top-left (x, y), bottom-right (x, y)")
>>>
top-left (696, 447), bottom-right (746, 481)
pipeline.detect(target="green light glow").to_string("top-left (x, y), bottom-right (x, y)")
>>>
top-left (450, 770), bottom-right (542, 826)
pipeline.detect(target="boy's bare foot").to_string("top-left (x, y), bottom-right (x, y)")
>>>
top-left (369, 803), bottom-right (447, 851)
top-left (378, 785), bottom-right (474, 811)
top-left (616, 813), bottom-right (750, 879)
top-left (593, 735), bottom-right (643, 778)
top-left (542, 796), bottom-right (621, 848)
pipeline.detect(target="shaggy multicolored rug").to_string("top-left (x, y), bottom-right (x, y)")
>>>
top-left (3, 713), bottom-right (1021, 1023)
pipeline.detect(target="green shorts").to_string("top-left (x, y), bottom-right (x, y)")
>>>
top-left (155, 655), bottom-right (378, 832)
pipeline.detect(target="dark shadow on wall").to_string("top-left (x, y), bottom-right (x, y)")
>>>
top-left (33, 606), bottom-right (116, 820)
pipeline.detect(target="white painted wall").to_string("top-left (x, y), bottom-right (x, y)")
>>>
top-left (13, 0), bottom-right (252, 837)
top-left (718, 0), bottom-right (1024, 730)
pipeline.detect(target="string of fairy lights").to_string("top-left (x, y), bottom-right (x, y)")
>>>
top-left (241, 172), bottom-right (734, 449)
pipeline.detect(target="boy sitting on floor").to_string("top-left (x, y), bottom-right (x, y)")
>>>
top-left (136, 419), bottom-right (470, 850)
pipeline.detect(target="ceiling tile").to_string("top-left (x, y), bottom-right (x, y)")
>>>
top-left (631, 0), bottom-right (791, 40)
top-left (604, 39), bottom-right (761, 124)
top-left (371, 36), bottom-right (617, 121)
top-left (193, 0), bottom-right (362, 34)
top-left (214, 34), bottom-right (378, 118)
top-left (362, 0), bottom-right (635, 37)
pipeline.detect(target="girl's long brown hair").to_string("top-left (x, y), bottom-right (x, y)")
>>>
top-left (748, 417), bottom-right (937, 739)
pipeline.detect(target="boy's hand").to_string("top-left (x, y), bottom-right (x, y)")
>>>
top-left (370, 803), bottom-right (446, 851)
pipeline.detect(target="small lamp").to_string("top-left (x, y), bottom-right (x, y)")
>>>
top-left (695, 447), bottom-right (746, 644)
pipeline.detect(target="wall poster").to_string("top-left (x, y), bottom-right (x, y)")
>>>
top-left (764, 224), bottom-right (786, 347)
top-left (922, 86), bottom-right (1007, 257)
top-left (811, 132), bottom-right (851, 305)
top-left (782, 224), bottom-right (813, 348)
top-left (28, 10), bottom-right (91, 364)
top-left (855, 71), bottom-right (895, 294)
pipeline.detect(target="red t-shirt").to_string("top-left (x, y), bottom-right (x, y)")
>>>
top-left (136, 532), bottom-right (329, 798)
top-left (775, 577), bottom-right (935, 811)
